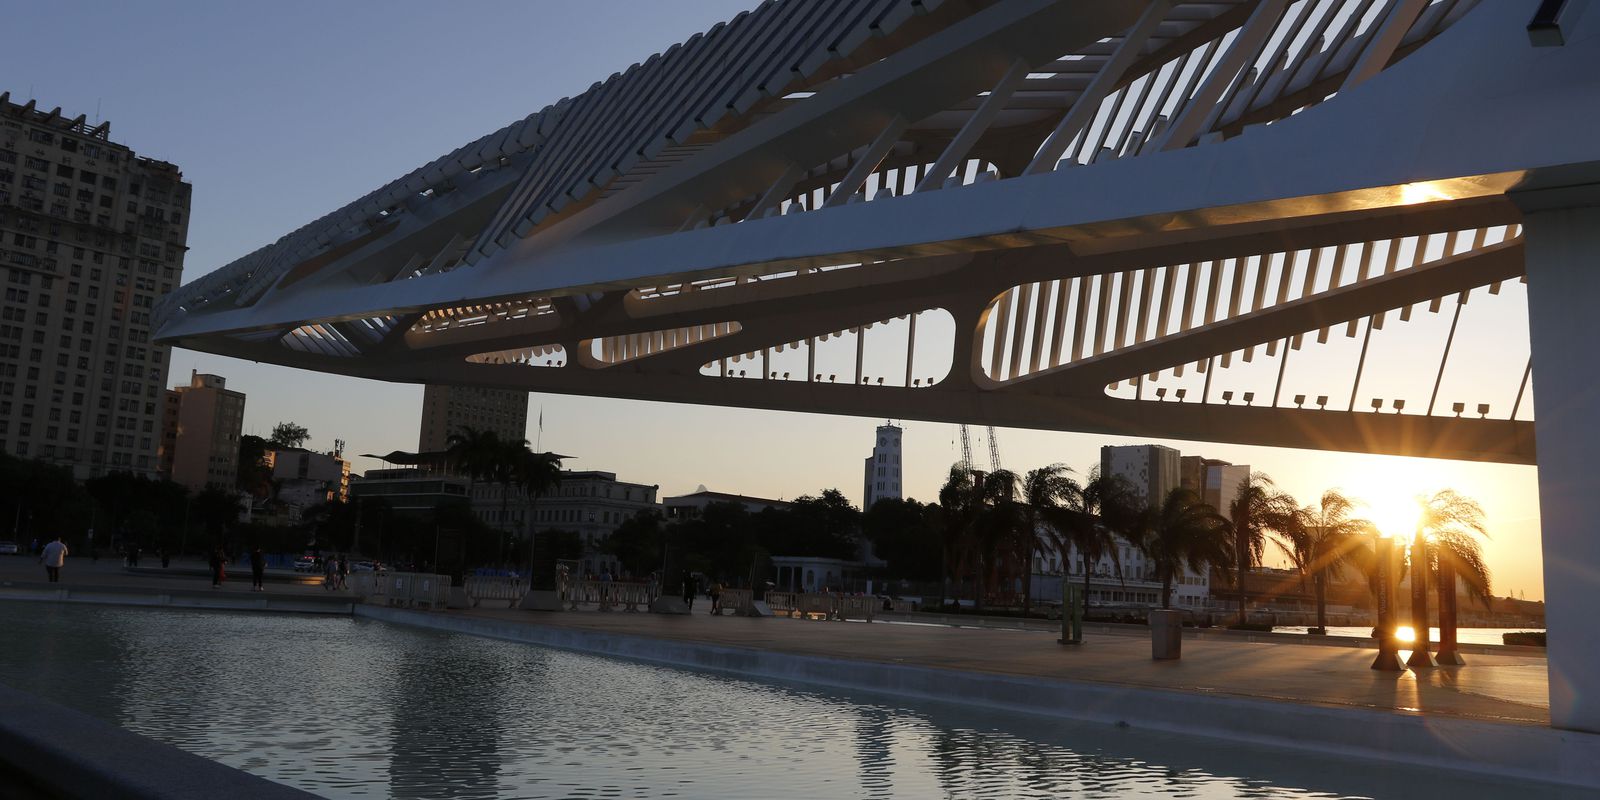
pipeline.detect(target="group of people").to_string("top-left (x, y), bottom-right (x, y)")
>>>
top-left (207, 547), bottom-right (269, 591)
top-left (322, 554), bottom-right (351, 591)
top-left (679, 573), bottom-right (728, 614)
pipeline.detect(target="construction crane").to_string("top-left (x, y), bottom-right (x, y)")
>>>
top-left (957, 424), bottom-right (1003, 473)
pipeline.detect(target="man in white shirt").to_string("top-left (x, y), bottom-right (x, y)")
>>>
top-left (39, 536), bottom-right (68, 583)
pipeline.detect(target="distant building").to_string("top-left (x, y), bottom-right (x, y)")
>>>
top-left (350, 468), bottom-right (469, 514)
top-left (1038, 444), bottom-right (1224, 610)
top-left (516, 470), bottom-right (660, 576)
top-left (264, 447), bottom-right (351, 517)
top-left (861, 422), bottom-right (902, 509)
top-left (663, 489), bottom-right (790, 520)
top-left (0, 93), bottom-right (191, 477)
top-left (1101, 443), bottom-right (1181, 507)
top-left (158, 370), bottom-right (245, 491)
top-left (418, 384), bottom-right (528, 452)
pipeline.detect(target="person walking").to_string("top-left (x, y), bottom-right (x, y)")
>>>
top-left (39, 536), bottom-right (67, 583)
top-left (681, 571), bottom-right (696, 611)
top-left (249, 547), bottom-right (266, 592)
top-left (709, 581), bottom-right (723, 615)
top-left (209, 548), bottom-right (228, 588)
top-left (336, 554), bottom-right (350, 591)
top-left (324, 556), bottom-right (339, 591)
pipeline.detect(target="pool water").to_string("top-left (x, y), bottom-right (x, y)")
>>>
top-left (0, 603), bottom-right (1544, 799)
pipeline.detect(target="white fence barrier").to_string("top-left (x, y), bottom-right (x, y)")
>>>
top-left (348, 572), bottom-right (453, 610)
top-left (566, 580), bottom-right (653, 612)
top-left (465, 575), bottom-right (528, 608)
top-left (765, 591), bottom-right (875, 621)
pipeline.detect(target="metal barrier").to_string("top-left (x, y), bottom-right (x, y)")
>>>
top-left (836, 595), bottom-right (876, 622)
top-left (764, 591), bottom-right (875, 621)
top-left (567, 580), bottom-right (653, 612)
top-left (713, 588), bottom-right (754, 615)
top-left (465, 575), bottom-right (528, 608)
top-left (348, 572), bottom-right (452, 610)
top-left (765, 591), bottom-right (798, 616)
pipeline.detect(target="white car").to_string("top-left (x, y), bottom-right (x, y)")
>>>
top-left (0, 541), bottom-right (18, 555)
top-left (292, 556), bottom-right (318, 572)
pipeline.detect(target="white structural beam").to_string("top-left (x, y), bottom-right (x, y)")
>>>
top-left (1520, 200), bottom-right (1600, 734)
top-left (1025, 0), bottom-right (1175, 175)
top-left (917, 58), bottom-right (1031, 192)
top-left (823, 116), bottom-right (911, 208)
top-left (1341, 0), bottom-right (1430, 93)
top-left (1155, 0), bottom-right (1290, 152)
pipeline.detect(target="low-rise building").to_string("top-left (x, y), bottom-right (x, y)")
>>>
top-left (349, 468), bottom-right (469, 514)
top-left (663, 489), bottom-right (790, 520)
top-left (263, 447), bottom-right (351, 518)
top-left (473, 470), bottom-right (660, 576)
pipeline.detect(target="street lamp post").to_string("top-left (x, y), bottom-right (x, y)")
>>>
top-left (1371, 533), bottom-right (1404, 671)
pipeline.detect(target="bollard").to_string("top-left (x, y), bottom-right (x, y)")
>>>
top-left (1059, 583), bottom-right (1084, 645)
top-left (1149, 609), bottom-right (1182, 660)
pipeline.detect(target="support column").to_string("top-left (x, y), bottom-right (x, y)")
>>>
top-left (1521, 203), bottom-right (1600, 732)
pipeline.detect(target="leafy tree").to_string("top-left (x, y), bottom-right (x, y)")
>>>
top-left (269, 422), bottom-right (310, 450)
top-left (237, 434), bottom-right (273, 498)
top-left (0, 454), bottom-right (92, 548)
top-left (783, 488), bottom-right (860, 560)
top-left (1139, 488), bottom-right (1231, 609)
top-left (193, 487), bottom-right (245, 544)
top-left (862, 498), bottom-right (941, 582)
top-left (604, 510), bottom-right (665, 577)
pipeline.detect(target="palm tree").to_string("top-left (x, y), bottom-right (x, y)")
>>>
top-left (970, 468), bottom-right (1022, 612)
top-left (1016, 464), bottom-right (1080, 616)
top-left (513, 448), bottom-right (564, 579)
top-left (1139, 488), bottom-right (1231, 609)
top-left (1280, 490), bottom-right (1371, 633)
top-left (444, 426), bottom-right (501, 483)
top-left (1056, 468), bottom-right (1139, 611)
top-left (936, 466), bottom-right (983, 610)
top-left (1226, 472), bottom-right (1297, 626)
top-left (1412, 489), bottom-right (1491, 661)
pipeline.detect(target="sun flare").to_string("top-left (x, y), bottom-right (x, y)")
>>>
top-left (1395, 626), bottom-right (1417, 643)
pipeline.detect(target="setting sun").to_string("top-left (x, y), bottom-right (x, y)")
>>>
top-left (1395, 626), bottom-right (1417, 644)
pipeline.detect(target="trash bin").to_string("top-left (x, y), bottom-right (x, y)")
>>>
top-left (1149, 609), bottom-right (1183, 660)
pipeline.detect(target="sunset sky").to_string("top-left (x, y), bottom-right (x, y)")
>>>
top-left (4, 0), bottom-right (1545, 599)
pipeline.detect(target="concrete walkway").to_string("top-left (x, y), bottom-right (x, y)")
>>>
top-left (458, 606), bottom-right (1551, 726)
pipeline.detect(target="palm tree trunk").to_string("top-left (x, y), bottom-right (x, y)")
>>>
top-left (1236, 525), bottom-right (1249, 626)
top-left (1022, 543), bottom-right (1034, 617)
top-left (1314, 572), bottom-right (1328, 631)
top-left (1161, 573), bottom-right (1172, 609)
top-left (1082, 570), bottom-right (1091, 615)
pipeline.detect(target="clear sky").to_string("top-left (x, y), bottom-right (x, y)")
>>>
top-left (2, 1), bottom-right (1545, 599)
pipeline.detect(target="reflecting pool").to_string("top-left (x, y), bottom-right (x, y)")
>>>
top-left (0, 603), bottom-right (1545, 799)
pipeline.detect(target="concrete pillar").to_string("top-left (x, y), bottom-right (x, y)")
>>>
top-left (1522, 203), bottom-right (1600, 733)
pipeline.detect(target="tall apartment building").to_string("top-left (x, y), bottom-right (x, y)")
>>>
top-left (0, 94), bottom-right (189, 478)
top-left (417, 383), bottom-right (529, 453)
top-left (1180, 455), bottom-right (1251, 520)
top-left (1100, 443), bottom-right (1181, 508)
top-left (158, 370), bottom-right (245, 491)
top-left (862, 422), bottom-right (902, 509)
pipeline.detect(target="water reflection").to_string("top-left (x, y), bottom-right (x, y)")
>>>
top-left (0, 604), bottom-right (1568, 799)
